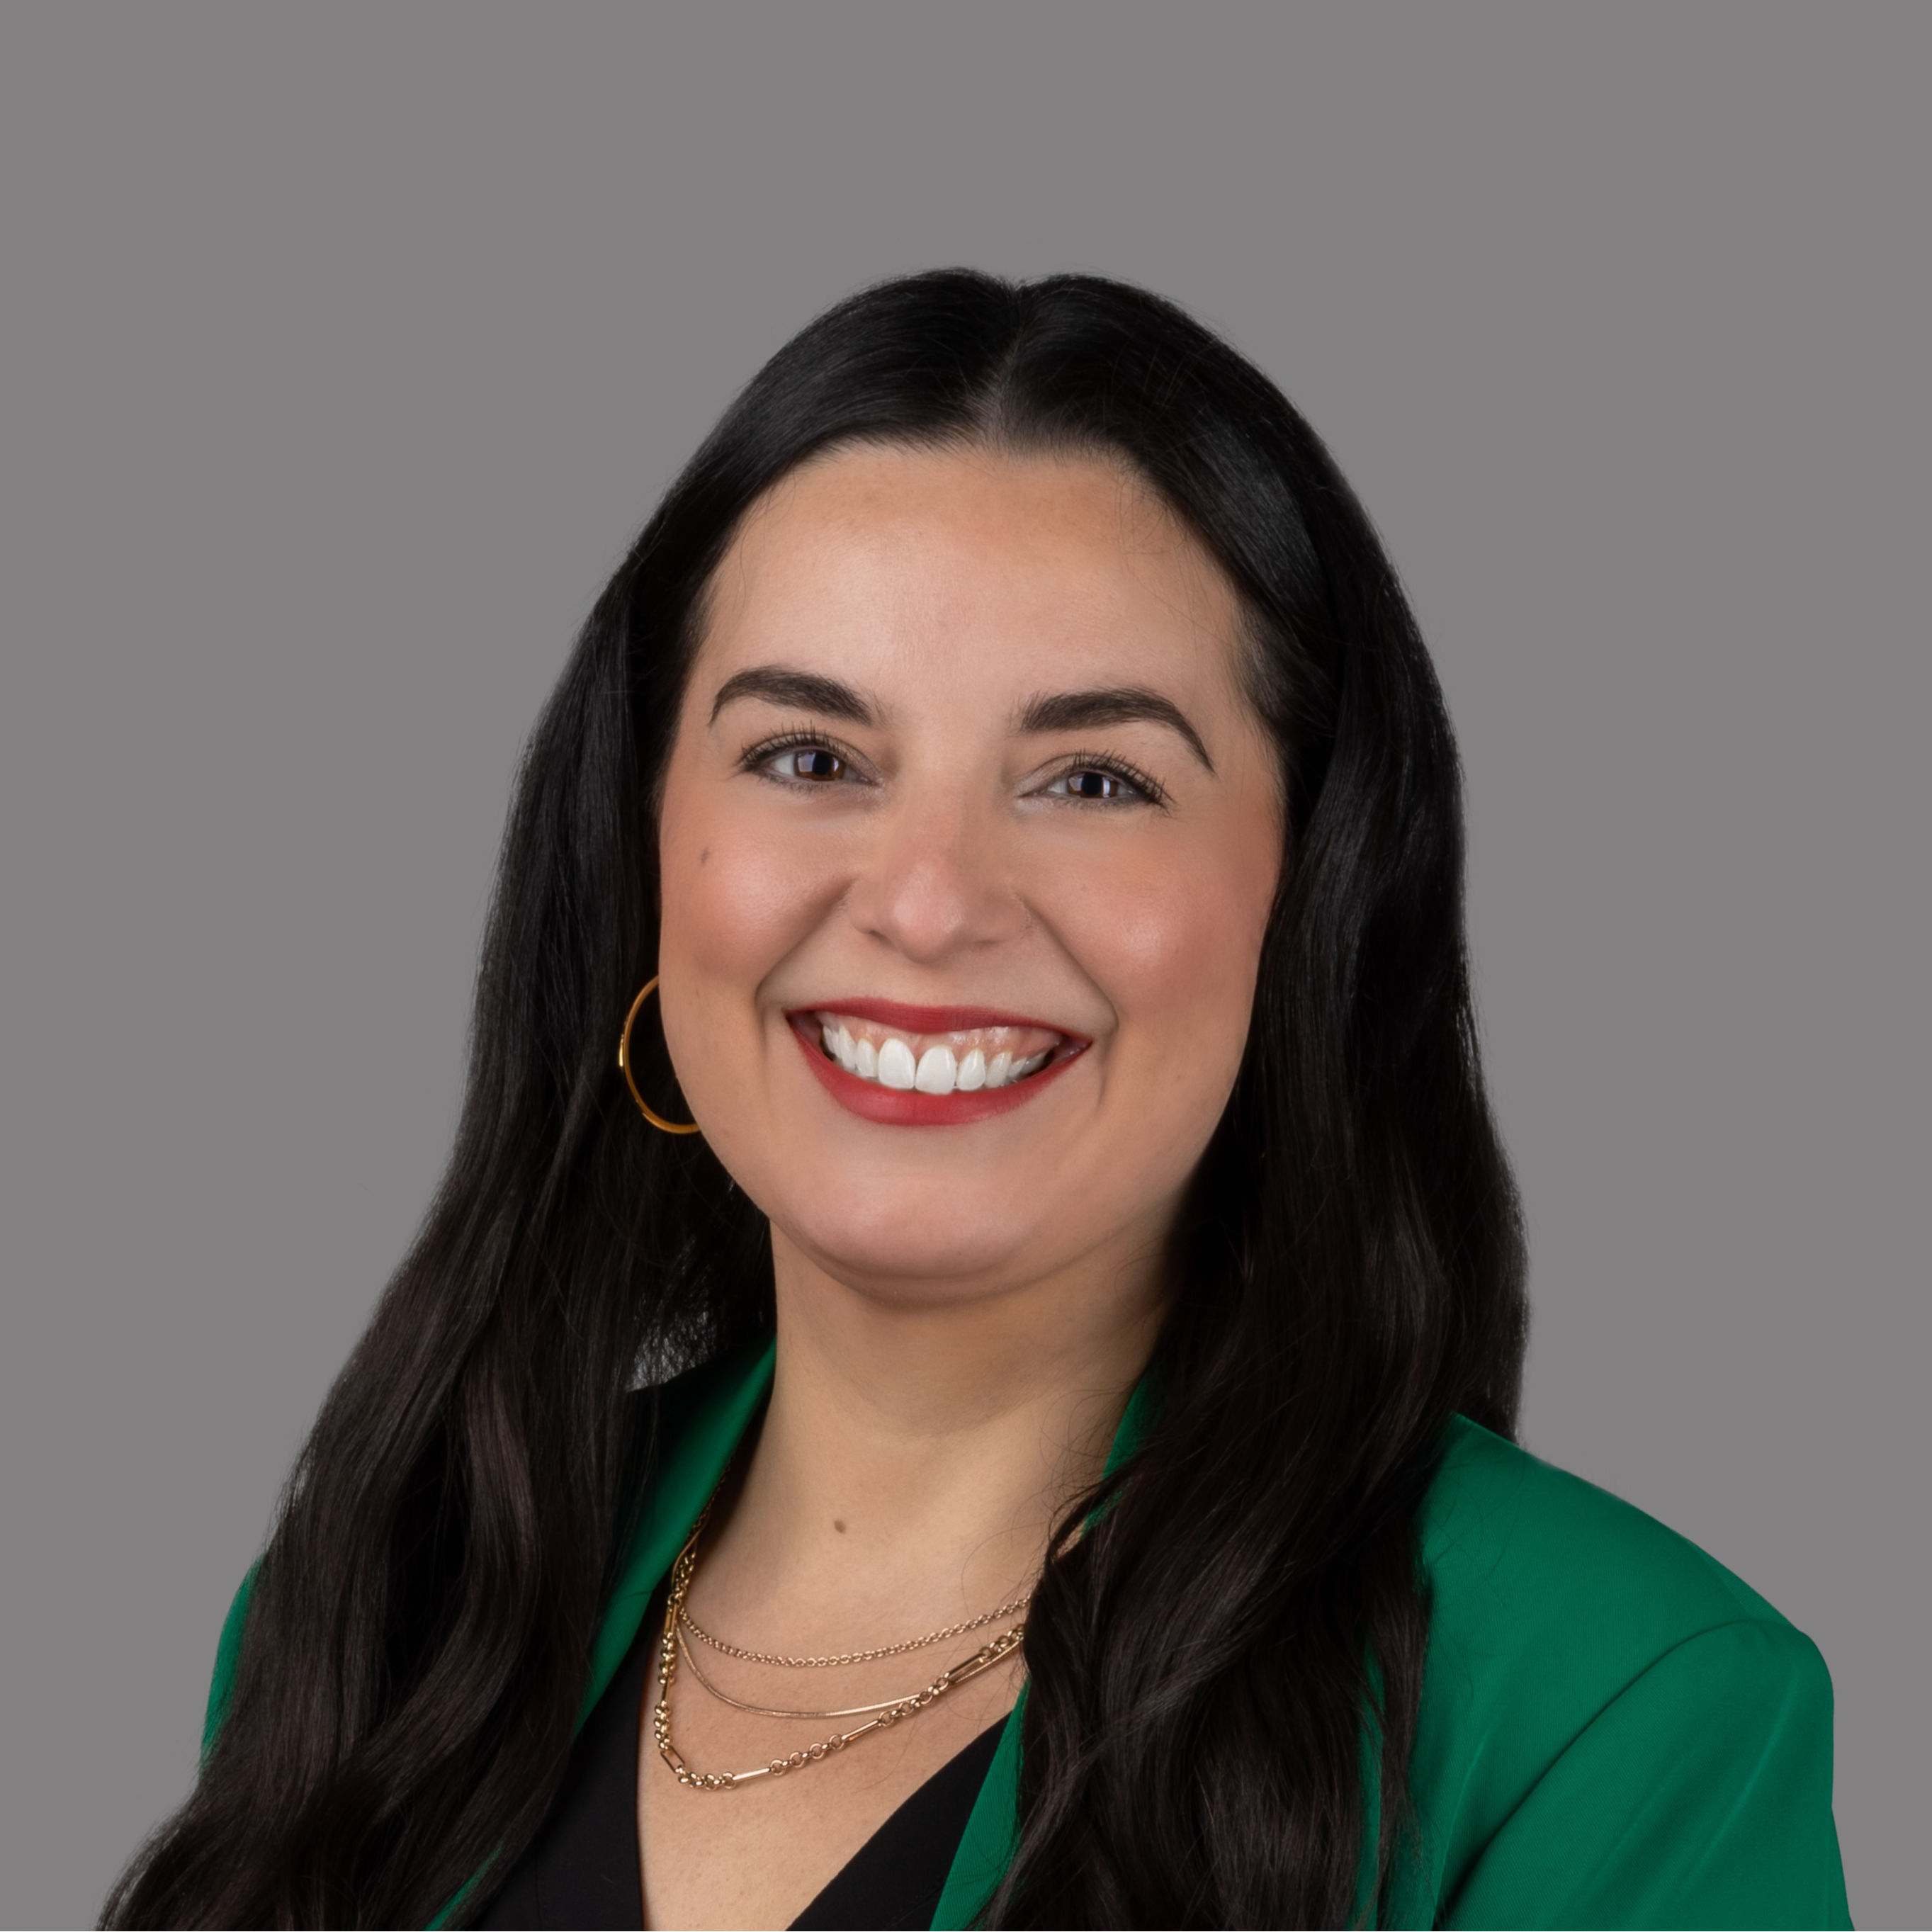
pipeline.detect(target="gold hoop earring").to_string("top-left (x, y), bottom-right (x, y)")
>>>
top-left (618, 976), bottom-right (701, 1135)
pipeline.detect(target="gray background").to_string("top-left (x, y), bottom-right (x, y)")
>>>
top-left (1, 6), bottom-right (1923, 1924)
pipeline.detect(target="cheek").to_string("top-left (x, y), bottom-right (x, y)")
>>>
top-left (1061, 819), bottom-right (1277, 1079)
top-left (660, 818), bottom-right (824, 976)
top-left (655, 769), bottom-right (839, 1066)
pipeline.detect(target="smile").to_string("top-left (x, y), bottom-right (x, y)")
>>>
top-left (788, 999), bottom-right (1086, 1126)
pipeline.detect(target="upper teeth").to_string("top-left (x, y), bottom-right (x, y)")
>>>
top-left (816, 1016), bottom-right (1056, 1094)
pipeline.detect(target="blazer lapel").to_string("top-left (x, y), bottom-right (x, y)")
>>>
top-left (430, 1338), bottom-right (777, 1928)
top-left (577, 1337), bottom-right (778, 1729)
top-left (930, 1367), bottom-right (1160, 1929)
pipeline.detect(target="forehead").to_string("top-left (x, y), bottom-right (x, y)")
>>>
top-left (693, 441), bottom-right (1250, 709)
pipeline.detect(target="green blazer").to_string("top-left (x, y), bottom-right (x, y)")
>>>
top-left (204, 1340), bottom-right (1851, 1928)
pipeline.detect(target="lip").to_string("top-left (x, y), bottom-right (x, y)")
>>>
top-left (785, 1000), bottom-right (1090, 1127)
top-left (797, 998), bottom-right (1081, 1036)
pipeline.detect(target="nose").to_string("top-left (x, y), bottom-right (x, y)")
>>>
top-left (842, 790), bottom-right (1027, 964)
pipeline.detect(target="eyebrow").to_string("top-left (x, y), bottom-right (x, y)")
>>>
top-left (708, 665), bottom-right (879, 726)
top-left (1018, 687), bottom-right (1215, 773)
top-left (708, 665), bottom-right (1215, 774)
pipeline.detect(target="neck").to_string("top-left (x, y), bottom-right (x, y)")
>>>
top-left (693, 1228), bottom-right (1165, 1644)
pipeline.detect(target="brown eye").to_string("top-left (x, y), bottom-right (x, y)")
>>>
top-left (788, 747), bottom-right (845, 781)
top-left (1067, 770), bottom-right (1119, 799)
top-left (1048, 766), bottom-right (1143, 802)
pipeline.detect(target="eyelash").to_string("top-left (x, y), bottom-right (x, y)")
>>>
top-left (738, 730), bottom-right (1168, 808)
top-left (740, 729), bottom-right (874, 789)
top-left (1037, 750), bottom-right (1168, 808)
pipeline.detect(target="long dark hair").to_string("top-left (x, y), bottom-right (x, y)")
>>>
top-left (107, 271), bottom-right (1525, 1929)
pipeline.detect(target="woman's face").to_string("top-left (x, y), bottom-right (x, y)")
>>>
top-left (656, 443), bottom-right (1283, 1308)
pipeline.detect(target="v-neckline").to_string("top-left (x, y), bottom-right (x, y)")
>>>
top-left (474, 1581), bottom-right (1013, 1930)
top-left (441, 1338), bottom-right (1156, 1930)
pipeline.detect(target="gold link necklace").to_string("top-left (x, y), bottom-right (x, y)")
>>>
top-left (652, 1508), bottom-right (1029, 1790)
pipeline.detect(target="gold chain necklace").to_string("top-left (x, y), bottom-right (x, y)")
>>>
top-left (679, 1587), bottom-right (1032, 1668)
top-left (676, 1625), bottom-right (1006, 1722)
top-left (652, 1512), bottom-right (1027, 1790)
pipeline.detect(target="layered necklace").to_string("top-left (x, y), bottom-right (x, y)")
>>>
top-left (652, 1500), bottom-right (1032, 1791)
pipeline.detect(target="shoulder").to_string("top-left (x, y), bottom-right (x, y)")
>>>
top-left (203, 1341), bottom-right (776, 1761)
top-left (201, 1559), bottom-right (259, 1756)
top-left (1421, 1413), bottom-right (1793, 1659)
top-left (1399, 1418), bottom-right (1847, 1928)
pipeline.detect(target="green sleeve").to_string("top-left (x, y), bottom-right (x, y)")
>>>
top-left (1441, 1619), bottom-right (1851, 1930)
top-left (201, 1564), bottom-right (259, 1758)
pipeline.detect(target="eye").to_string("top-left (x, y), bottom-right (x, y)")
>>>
top-left (1040, 761), bottom-right (1160, 806)
top-left (742, 730), bottom-right (862, 786)
top-left (774, 745), bottom-right (847, 783)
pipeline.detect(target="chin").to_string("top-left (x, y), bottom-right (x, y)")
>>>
top-left (780, 1199), bottom-right (1044, 1303)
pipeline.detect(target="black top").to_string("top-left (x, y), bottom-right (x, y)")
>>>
top-left (477, 1601), bottom-right (1005, 1931)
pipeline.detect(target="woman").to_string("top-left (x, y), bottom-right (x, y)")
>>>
top-left (106, 271), bottom-right (1848, 1930)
